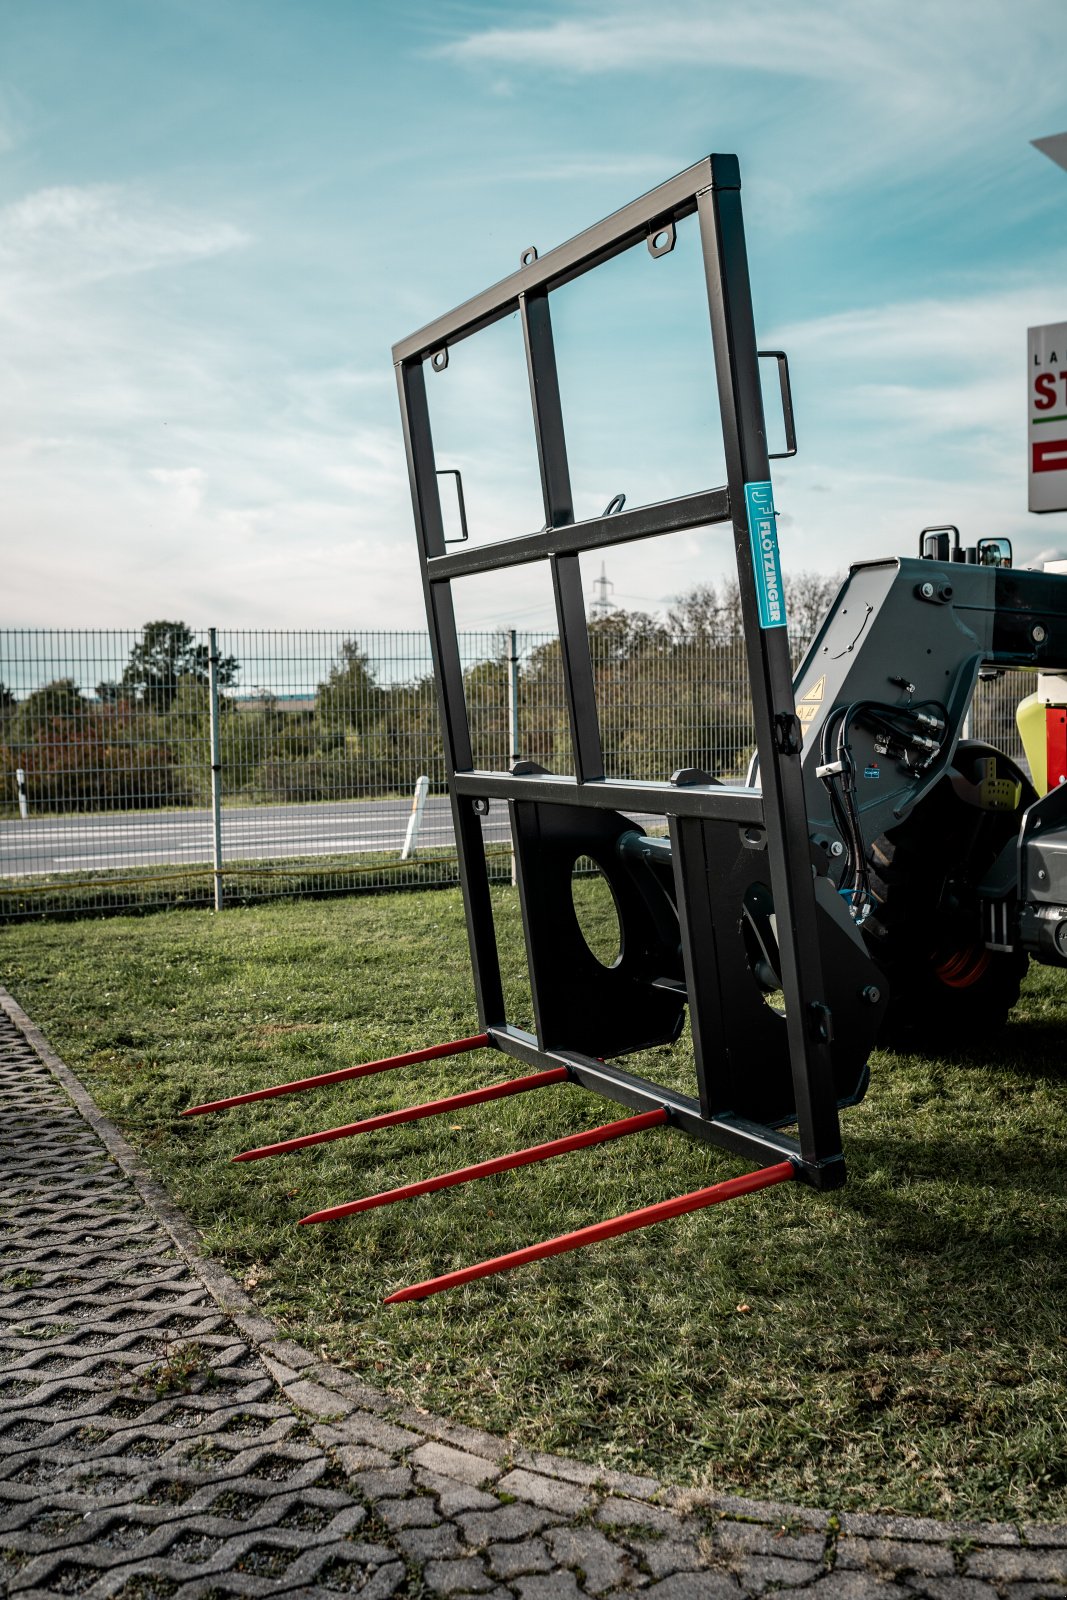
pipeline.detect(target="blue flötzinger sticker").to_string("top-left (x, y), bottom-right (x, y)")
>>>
top-left (744, 481), bottom-right (787, 629)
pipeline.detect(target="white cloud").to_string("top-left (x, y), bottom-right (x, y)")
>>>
top-left (438, 0), bottom-right (1042, 97)
top-left (0, 418), bottom-right (422, 631)
top-left (3, 18), bottom-right (1064, 635)
top-left (775, 285), bottom-right (1064, 370)
top-left (757, 276), bottom-right (1067, 578)
top-left (149, 466), bottom-right (206, 516)
top-left (770, 277), bottom-right (1067, 468)
top-left (437, 1), bottom-right (1065, 200)
top-left (0, 182), bottom-right (421, 629)
top-left (440, 4), bottom-right (882, 79)
top-left (0, 184), bottom-right (247, 292)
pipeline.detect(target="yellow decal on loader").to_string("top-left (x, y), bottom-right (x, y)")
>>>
top-left (794, 676), bottom-right (826, 741)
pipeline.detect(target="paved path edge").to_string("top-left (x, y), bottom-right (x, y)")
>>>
top-left (4, 982), bottom-right (1066, 1584)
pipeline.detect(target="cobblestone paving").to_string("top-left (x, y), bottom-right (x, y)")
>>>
top-left (2, 989), bottom-right (1066, 1600)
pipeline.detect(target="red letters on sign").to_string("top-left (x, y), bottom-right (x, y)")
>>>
top-left (1033, 439), bottom-right (1067, 474)
top-left (1035, 373), bottom-right (1058, 409)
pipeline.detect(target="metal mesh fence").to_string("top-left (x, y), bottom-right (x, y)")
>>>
top-left (0, 626), bottom-right (1033, 920)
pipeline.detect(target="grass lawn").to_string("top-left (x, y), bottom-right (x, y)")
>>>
top-left (2, 887), bottom-right (1065, 1524)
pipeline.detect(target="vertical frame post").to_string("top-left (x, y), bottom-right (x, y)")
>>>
top-left (508, 628), bottom-right (520, 886)
top-left (396, 358), bottom-right (505, 1026)
top-left (519, 291), bottom-right (604, 784)
top-left (507, 629), bottom-right (520, 769)
top-left (695, 173), bottom-right (842, 1168)
top-left (208, 627), bottom-right (224, 914)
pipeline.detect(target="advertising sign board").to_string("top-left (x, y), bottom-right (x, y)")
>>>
top-left (1030, 321), bottom-right (1067, 512)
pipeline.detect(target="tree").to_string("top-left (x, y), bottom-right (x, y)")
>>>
top-left (1, 681), bottom-right (192, 813)
top-left (120, 621), bottom-right (238, 712)
top-left (588, 608), bottom-right (668, 663)
top-left (316, 640), bottom-right (380, 739)
top-left (667, 572), bottom-right (842, 654)
top-left (784, 570), bottom-right (843, 644)
top-left (667, 580), bottom-right (744, 646)
top-left (13, 678), bottom-right (87, 732)
top-left (0, 682), bottom-right (16, 738)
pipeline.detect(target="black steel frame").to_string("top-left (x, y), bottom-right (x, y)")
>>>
top-left (394, 155), bottom-right (847, 1188)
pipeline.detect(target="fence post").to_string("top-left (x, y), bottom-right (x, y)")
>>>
top-left (508, 629), bottom-right (519, 885)
top-left (208, 628), bottom-right (224, 912)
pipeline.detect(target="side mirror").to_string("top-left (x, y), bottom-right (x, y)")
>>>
top-left (920, 524), bottom-right (960, 561)
top-left (977, 537), bottom-right (1012, 569)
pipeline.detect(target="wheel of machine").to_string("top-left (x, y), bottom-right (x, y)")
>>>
top-left (863, 741), bottom-right (1035, 1049)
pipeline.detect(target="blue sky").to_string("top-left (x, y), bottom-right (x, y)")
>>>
top-left (2, 0), bottom-right (1066, 631)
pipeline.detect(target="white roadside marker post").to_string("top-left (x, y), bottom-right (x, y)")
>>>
top-left (401, 774), bottom-right (430, 861)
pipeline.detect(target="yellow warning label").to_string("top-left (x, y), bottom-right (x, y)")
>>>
top-left (793, 677), bottom-right (827, 743)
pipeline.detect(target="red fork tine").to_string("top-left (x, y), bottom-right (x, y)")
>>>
top-left (182, 1033), bottom-right (491, 1116)
top-left (383, 1161), bottom-right (798, 1303)
top-left (232, 1067), bottom-right (571, 1163)
top-left (298, 1108), bottom-right (669, 1224)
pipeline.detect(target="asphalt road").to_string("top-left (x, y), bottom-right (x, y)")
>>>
top-left (0, 796), bottom-right (514, 877)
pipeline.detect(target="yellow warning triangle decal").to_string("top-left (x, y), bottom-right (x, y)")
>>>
top-left (798, 675), bottom-right (825, 704)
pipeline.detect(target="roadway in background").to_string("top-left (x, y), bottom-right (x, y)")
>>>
top-left (0, 796), bottom-right (513, 877)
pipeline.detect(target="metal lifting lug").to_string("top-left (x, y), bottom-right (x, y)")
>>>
top-left (807, 1001), bottom-right (834, 1044)
top-left (773, 712), bottom-right (803, 755)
